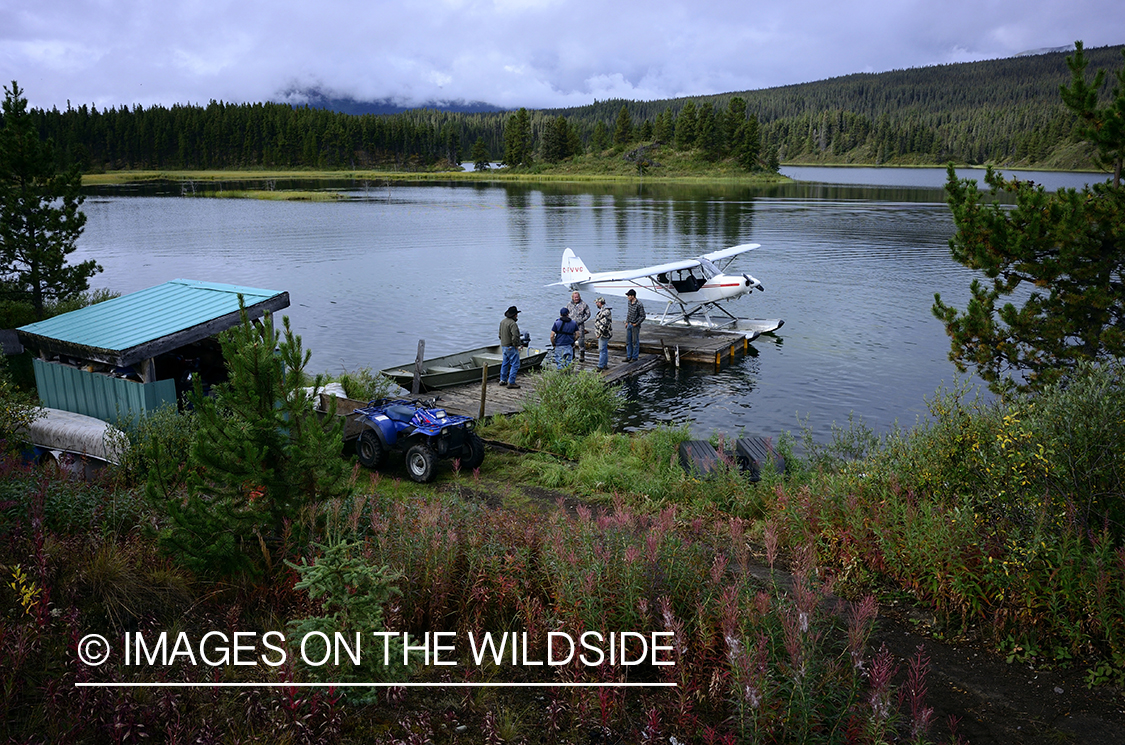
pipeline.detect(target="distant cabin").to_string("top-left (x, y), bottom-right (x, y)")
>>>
top-left (16, 279), bottom-right (290, 426)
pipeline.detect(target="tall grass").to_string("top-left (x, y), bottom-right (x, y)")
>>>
top-left (489, 368), bottom-right (620, 458)
top-left (769, 361), bottom-right (1125, 682)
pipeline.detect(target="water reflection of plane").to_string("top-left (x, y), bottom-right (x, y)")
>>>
top-left (553, 244), bottom-right (784, 337)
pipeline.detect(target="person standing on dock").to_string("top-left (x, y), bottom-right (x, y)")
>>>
top-left (498, 305), bottom-right (523, 388)
top-left (567, 291), bottom-right (591, 362)
top-left (550, 307), bottom-right (579, 370)
top-left (593, 297), bottom-right (613, 371)
top-left (624, 289), bottom-right (646, 361)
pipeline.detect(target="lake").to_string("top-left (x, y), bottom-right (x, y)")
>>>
top-left (75, 167), bottom-right (1110, 442)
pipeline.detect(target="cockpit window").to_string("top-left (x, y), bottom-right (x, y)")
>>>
top-left (698, 258), bottom-right (720, 279)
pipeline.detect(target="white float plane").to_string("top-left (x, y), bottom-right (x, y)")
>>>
top-left (553, 244), bottom-right (783, 336)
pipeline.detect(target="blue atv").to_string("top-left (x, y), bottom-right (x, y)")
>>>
top-left (353, 398), bottom-right (485, 483)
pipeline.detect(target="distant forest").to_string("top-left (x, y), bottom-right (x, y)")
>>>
top-left (20, 44), bottom-right (1125, 173)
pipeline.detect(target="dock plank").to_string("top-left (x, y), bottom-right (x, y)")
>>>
top-left (324, 321), bottom-right (771, 428)
top-left (426, 346), bottom-right (659, 419)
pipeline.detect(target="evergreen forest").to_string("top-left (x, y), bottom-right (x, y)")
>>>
top-left (16, 44), bottom-right (1125, 174)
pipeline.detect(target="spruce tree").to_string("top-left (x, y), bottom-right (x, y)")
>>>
top-left (734, 115), bottom-right (761, 171)
top-left (674, 101), bottom-right (697, 150)
top-left (654, 110), bottom-right (674, 143)
top-left (696, 102), bottom-right (721, 160)
top-left (470, 138), bottom-right (490, 171)
top-left (0, 81), bottom-right (100, 319)
top-left (542, 115), bottom-right (573, 162)
top-left (613, 105), bottom-right (634, 149)
top-left (502, 108), bottom-right (532, 167)
top-left (590, 120), bottom-right (610, 152)
top-left (725, 96), bottom-right (747, 149)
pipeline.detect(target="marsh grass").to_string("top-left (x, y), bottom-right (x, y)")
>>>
top-left (484, 368), bottom-right (621, 458)
top-left (203, 189), bottom-right (350, 201)
top-left (80, 157), bottom-right (788, 188)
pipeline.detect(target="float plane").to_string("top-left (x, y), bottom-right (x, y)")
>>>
top-left (552, 244), bottom-right (783, 337)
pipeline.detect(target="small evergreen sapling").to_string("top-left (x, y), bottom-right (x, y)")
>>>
top-left (148, 301), bottom-right (349, 576)
top-left (288, 541), bottom-right (405, 698)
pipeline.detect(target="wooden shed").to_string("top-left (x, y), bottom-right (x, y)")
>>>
top-left (17, 279), bottom-right (289, 425)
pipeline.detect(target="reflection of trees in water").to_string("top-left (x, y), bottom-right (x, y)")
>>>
top-left (614, 349), bottom-right (763, 436)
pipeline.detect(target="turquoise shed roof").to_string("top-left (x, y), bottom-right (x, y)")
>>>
top-left (17, 279), bottom-right (290, 367)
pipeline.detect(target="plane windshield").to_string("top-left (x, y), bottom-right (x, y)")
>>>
top-left (698, 258), bottom-right (720, 278)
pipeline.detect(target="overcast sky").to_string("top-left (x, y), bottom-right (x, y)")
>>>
top-left (4, 1), bottom-right (1124, 112)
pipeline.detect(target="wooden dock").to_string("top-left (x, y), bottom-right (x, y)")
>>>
top-left (404, 320), bottom-right (761, 420)
top-left (611, 320), bottom-right (755, 367)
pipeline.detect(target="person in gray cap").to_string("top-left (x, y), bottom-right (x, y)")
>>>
top-left (592, 296), bottom-right (613, 371)
top-left (550, 307), bottom-right (579, 369)
top-left (498, 305), bottom-right (523, 388)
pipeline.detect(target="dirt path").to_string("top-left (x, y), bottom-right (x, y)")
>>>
top-left (872, 610), bottom-right (1125, 744)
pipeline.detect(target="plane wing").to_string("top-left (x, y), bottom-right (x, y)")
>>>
top-left (582, 258), bottom-right (700, 284)
top-left (700, 243), bottom-right (760, 263)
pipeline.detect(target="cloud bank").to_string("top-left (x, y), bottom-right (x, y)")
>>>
top-left (3, 0), bottom-right (1123, 111)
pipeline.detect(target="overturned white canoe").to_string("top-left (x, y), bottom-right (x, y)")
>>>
top-left (23, 407), bottom-right (127, 465)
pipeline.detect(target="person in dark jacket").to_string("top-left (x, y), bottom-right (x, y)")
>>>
top-left (498, 305), bottom-right (523, 388)
top-left (550, 307), bottom-right (579, 369)
top-left (624, 289), bottom-right (646, 361)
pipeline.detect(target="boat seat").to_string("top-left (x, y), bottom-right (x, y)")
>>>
top-left (472, 354), bottom-right (504, 366)
top-left (426, 366), bottom-right (464, 373)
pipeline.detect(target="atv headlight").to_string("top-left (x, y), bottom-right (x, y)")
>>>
top-left (442, 426), bottom-right (449, 436)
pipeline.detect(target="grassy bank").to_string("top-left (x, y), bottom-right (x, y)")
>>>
top-left (80, 146), bottom-right (791, 194)
top-left (2, 361), bottom-right (1123, 742)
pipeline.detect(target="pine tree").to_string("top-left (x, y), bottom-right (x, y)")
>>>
top-left (0, 81), bottom-right (100, 319)
top-left (734, 115), bottom-right (761, 171)
top-left (613, 105), bottom-right (634, 149)
top-left (590, 120), bottom-right (610, 153)
top-left (470, 138), bottom-right (491, 171)
top-left (674, 101), bottom-right (697, 150)
top-left (933, 165), bottom-right (1125, 396)
top-left (654, 110), bottom-right (673, 143)
top-left (542, 115), bottom-right (573, 162)
top-left (696, 102), bottom-right (721, 160)
top-left (1060, 41), bottom-right (1125, 187)
top-left (148, 303), bottom-right (349, 576)
top-left (502, 108), bottom-right (532, 167)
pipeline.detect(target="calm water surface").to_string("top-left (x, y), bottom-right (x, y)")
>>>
top-left (76, 168), bottom-right (1092, 442)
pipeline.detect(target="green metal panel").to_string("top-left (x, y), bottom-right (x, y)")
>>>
top-left (33, 358), bottom-right (177, 426)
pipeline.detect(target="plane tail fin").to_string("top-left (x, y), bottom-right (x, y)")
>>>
top-left (560, 248), bottom-right (592, 285)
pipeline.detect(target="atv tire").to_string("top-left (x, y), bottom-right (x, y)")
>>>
top-left (405, 443), bottom-right (438, 483)
top-left (463, 432), bottom-right (486, 470)
top-left (356, 429), bottom-right (385, 470)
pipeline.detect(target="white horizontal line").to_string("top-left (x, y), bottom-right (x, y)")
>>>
top-left (76, 682), bottom-right (677, 688)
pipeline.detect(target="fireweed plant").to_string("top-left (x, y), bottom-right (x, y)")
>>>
top-left (0, 449), bottom-right (954, 742)
top-left (2, 351), bottom-right (1121, 739)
